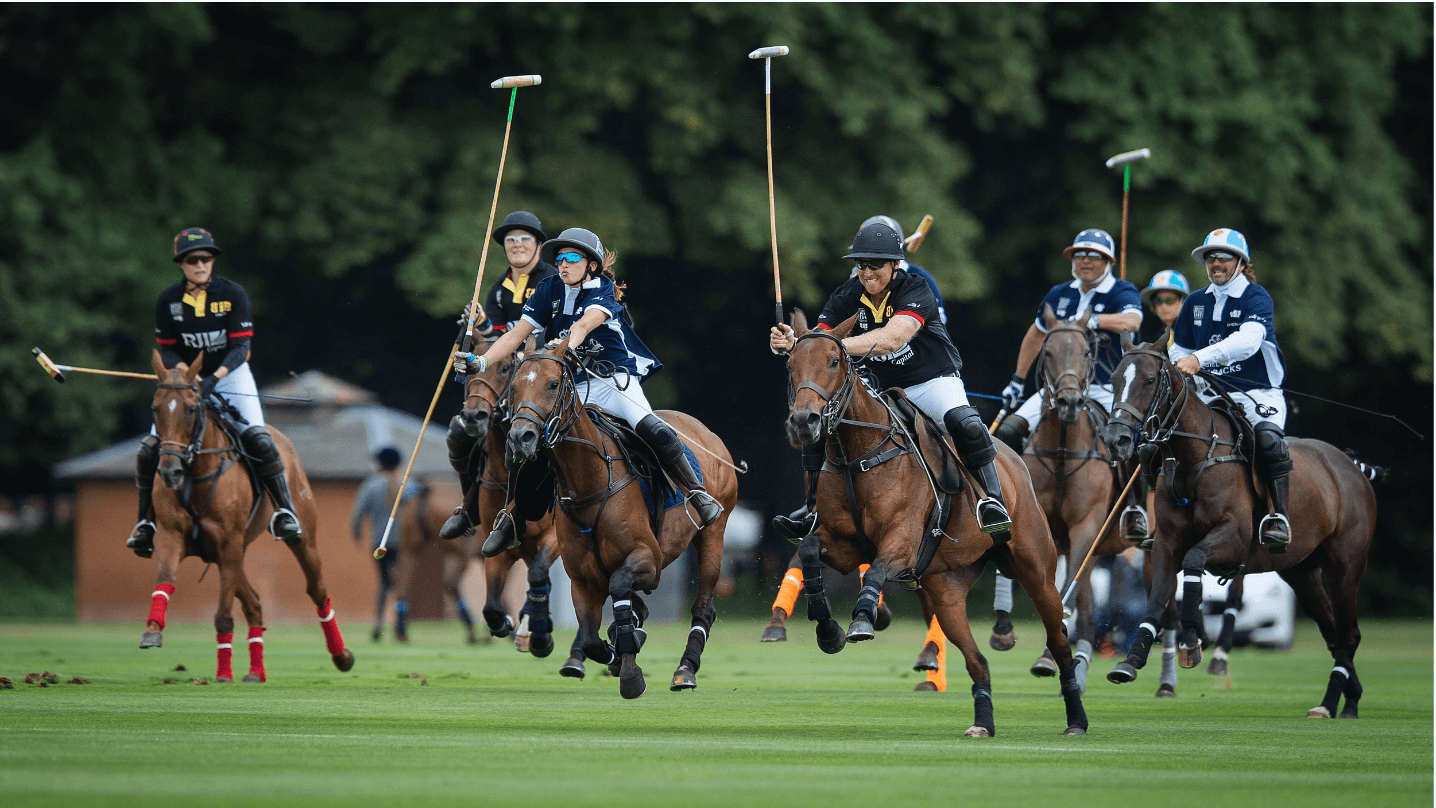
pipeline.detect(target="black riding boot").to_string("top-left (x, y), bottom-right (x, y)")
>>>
top-left (772, 438), bottom-right (825, 540)
top-left (992, 414), bottom-right (1029, 457)
top-left (945, 405), bottom-right (1012, 534)
top-left (241, 426), bottom-right (302, 545)
top-left (635, 414), bottom-right (723, 528)
top-left (482, 508), bottom-right (527, 557)
top-left (1122, 471), bottom-right (1149, 543)
top-left (1255, 423), bottom-right (1292, 550)
top-left (446, 415), bottom-right (479, 493)
top-left (125, 434), bottom-right (161, 558)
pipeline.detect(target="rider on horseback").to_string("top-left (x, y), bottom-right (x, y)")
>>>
top-left (1172, 229), bottom-right (1291, 549)
top-left (456, 227), bottom-right (724, 556)
top-left (992, 228), bottom-right (1147, 539)
top-left (126, 227), bottom-right (303, 557)
top-left (769, 221), bottom-right (1012, 537)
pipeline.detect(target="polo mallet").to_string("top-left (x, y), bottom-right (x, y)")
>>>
top-left (749, 45), bottom-right (790, 325)
top-left (30, 347), bottom-right (311, 400)
top-left (376, 74), bottom-right (541, 561)
top-left (1105, 148), bottom-right (1151, 280)
top-left (1059, 468), bottom-right (1142, 608)
top-left (988, 409), bottom-right (1007, 435)
top-left (904, 214), bottom-right (934, 253)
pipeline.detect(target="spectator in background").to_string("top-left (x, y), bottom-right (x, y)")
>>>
top-left (350, 447), bottom-right (420, 642)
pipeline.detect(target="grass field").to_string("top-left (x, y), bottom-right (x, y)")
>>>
top-left (0, 617), bottom-right (1430, 807)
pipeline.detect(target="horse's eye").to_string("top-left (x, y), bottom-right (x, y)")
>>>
top-left (829, 356), bottom-right (839, 369)
top-left (1144, 378), bottom-right (1155, 387)
top-left (548, 379), bottom-right (559, 391)
top-left (500, 363), bottom-right (510, 374)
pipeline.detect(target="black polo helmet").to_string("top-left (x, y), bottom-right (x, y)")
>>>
top-left (541, 228), bottom-right (605, 266)
top-left (172, 227), bottom-right (222, 262)
top-left (492, 210), bottom-right (547, 245)
top-left (843, 222), bottom-right (904, 261)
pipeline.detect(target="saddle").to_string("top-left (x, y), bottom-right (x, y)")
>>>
top-left (878, 389), bottom-right (963, 495)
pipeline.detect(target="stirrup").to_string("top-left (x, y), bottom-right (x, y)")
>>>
top-left (1122, 505), bottom-right (1149, 542)
top-left (269, 508), bottom-right (302, 545)
top-left (687, 490), bottom-right (723, 529)
top-left (975, 498), bottom-right (1012, 534)
top-left (126, 520), bottom-right (156, 557)
top-left (772, 509), bottom-right (817, 543)
top-left (482, 510), bottom-right (520, 558)
top-left (1258, 513), bottom-right (1291, 550)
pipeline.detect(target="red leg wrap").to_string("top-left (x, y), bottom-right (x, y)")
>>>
top-left (216, 633), bottom-right (235, 681)
top-left (247, 626), bottom-right (266, 682)
top-left (317, 597), bottom-right (346, 657)
top-left (148, 583), bottom-right (176, 629)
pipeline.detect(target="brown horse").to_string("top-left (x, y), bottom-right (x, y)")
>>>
top-left (504, 338), bottom-right (736, 699)
top-left (993, 307), bottom-right (1134, 690)
top-left (141, 352), bottom-right (354, 681)
top-left (448, 343), bottom-right (585, 674)
top-left (391, 476), bottom-right (484, 643)
top-left (1102, 336), bottom-right (1377, 718)
top-left (784, 311), bottom-right (1087, 736)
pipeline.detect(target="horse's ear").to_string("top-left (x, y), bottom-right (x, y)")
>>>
top-left (1042, 303), bottom-right (1059, 331)
top-left (828, 312), bottom-right (860, 340)
top-left (520, 334), bottom-right (538, 358)
top-left (1077, 305), bottom-right (1095, 327)
top-left (552, 334), bottom-right (572, 358)
top-left (1159, 330), bottom-right (1173, 355)
top-left (790, 308), bottom-right (810, 337)
top-left (184, 352), bottom-right (204, 382)
top-left (150, 349), bottom-right (168, 379)
top-left (1120, 331), bottom-right (1136, 353)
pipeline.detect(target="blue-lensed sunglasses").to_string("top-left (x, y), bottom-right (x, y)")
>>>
top-left (554, 251), bottom-right (586, 264)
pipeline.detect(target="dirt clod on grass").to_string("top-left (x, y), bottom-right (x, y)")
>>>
top-left (0, 677), bottom-right (14, 689)
top-left (173, 664), bottom-right (187, 672)
top-left (68, 677), bottom-right (89, 685)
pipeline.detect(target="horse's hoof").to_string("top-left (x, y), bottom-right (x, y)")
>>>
top-left (1339, 708), bottom-right (1359, 719)
top-left (332, 649), bottom-right (355, 672)
top-left (242, 674), bottom-right (265, 683)
top-left (1155, 683), bottom-right (1176, 698)
top-left (873, 603), bottom-right (892, 632)
top-left (466, 629), bottom-right (479, 645)
top-left (139, 631), bottom-right (162, 649)
top-left (216, 676), bottom-right (234, 684)
top-left (1307, 706), bottom-right (1333, 718)
top-left (559, 658), bottom-right (586, 680)
top-left (844, 618), bottom-right (875, 642)
top-left (530, 633), bottom-right (554, 658)
top-left (964, 725), bottom-right (991, 738)
top-left (989, 631), bottom-right (1016, 652)
top-left (914, 681), bottom-right (939, 692)
top-left (1177, 644), bottom-right (1203, 669)
top-left (1030, 655), bottom-right (1059, 677)
top-left (759, 624), bottom-right (787, 642)
top-left (1206, 652), bottom-right (1228, 676)
top-left (1063, 726), bottom-right (1088, 736)
top-left (670, 665), bottom-right (697, 691)
top-left (913, 642), bottom-right (940, 672)
top-left (607, 660), bottom-right (621, 678)
top-left (816, 619), bottom-right (847, 654)
top-left (489, 616), bottom-right (514, 639)
top-left (1107, 661), bottom-right (1138, 684)
top-left (515, 633), bottom-right (531, 653)
top-left (618, 655), bottom-right (646, 699)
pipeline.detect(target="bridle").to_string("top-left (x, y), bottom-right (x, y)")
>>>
top-left (1028, 322), bottom-right (1111, 483)
top-left (508, 353), bottom-right (583, 451)
top-left (154, 379), bottom-right (245, 545)
top-left (786, 330), bottom-right (864, 437)
top-left (1108, 347), bottom-right (1190, 444)
top-left (1035, 321), bottom-right (1098, 416)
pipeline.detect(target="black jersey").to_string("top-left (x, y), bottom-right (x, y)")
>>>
top-left (484, 261), bottom-right (558, 335)
top-left (153, 275), bottom-right (254, 377)
top-left (816, 270), bottom-right (962, 390)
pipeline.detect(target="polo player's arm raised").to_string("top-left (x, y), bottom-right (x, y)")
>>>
top-left (840, 313), bottom-right (921, 356)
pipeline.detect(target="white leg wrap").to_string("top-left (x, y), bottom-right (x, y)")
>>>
top-left (993, 573), bottom-right (1014, 613)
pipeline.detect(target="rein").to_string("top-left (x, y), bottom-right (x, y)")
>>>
top-left (1028, 324), bottom-right (1112, 491)
top-left (155, 381), bottom-right (249, 548)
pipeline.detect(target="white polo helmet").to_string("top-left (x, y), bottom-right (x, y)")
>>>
top-left (1191, 228), bottom-right (1251, 265)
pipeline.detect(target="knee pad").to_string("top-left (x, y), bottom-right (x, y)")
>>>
top-left (446, 416), bottom-right (476, 467)
top-left (1254, 423), bottom-right (1291, 475)
top-left (240, 426), bottom-right (282, 469)
top-left (944, 405), bottom-right (995, 465)
top-left (136, 434), bottom-right (160, 483)
top-left (636, 415), bottom-right (682, 462)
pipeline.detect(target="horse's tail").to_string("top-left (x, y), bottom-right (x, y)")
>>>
top-left (1342, 448), bottom-right (1390, 486)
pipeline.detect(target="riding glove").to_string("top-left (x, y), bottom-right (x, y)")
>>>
top-left (199, 375), bottom-right (219, 400)
top-left (1001, 375), bottom-right (1025, 410)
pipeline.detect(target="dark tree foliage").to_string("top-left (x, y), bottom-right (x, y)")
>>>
top-left (0, 4), bottom-right (1428, 612)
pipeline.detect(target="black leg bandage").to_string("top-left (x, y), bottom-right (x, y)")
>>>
top-left (972, 682), bottom-right (995, 735)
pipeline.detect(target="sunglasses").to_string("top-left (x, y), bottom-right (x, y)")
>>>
top-left (854, 260), bottom-right (890, 273)
top-left (504, 234), bottom-right (536, 245)
top-left (1071, 250), bottom-right (1107, 260)
top-left (182, 253), bottom-right (215, 266)
top-left (1152, 294), bottom-right (1183, 305)
top-left (554, 251), bottom-right (586, 265)
top-left (1204, 251), bottom-right (1236, 263)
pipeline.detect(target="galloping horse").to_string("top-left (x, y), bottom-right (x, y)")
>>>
top-left (504, 338), bottom-right (736, 699)
top-left (447, 340), bottom-right (584, 674)
top-left (142, 352), bottom-right (353, 681)
top-left (784, 311), bottom-right (1087, 736)
top-left (1103, 336), bottom-right (1377, 718)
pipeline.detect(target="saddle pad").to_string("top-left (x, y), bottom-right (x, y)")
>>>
top-left (637, 444), bottom-right (702, 514)
top-left (581, 408), bottom-right (703, 515)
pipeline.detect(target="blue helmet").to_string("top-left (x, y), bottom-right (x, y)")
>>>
top-left (375, 447), bottom-right (401, 470)
top-left (1141, 270), bottom-right (1191, 305)
top-left (1191, 228), bottom-right (1251, 265)
top-left (1062, 228), bottom-right (1117, 263)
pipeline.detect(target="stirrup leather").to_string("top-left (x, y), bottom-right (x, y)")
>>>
top-left (974, 497), bottom-right (1012, 534)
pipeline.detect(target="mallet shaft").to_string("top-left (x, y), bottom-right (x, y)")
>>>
top-left (764, 58), bottom-right (783, 324)
top-left (376, 345), bottom-right (453, 560)
top-left (491, 75), bottom-right (541, 89)
top-left (1060, 468), bottom-right (1143, 605)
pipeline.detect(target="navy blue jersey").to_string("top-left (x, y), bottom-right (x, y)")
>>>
top-left (902, 262), bottom-right (948, 325)
top-left (1035, 273), bottom-right (1143, 379)
top-left (1173, 277), bottom-right (1286, 389)
top-left (154, 275), bottom-right (254, 377)
top-left (521, 274), bottom-right (661, 382)
top-left (817, 269), bottom-right (961, 390)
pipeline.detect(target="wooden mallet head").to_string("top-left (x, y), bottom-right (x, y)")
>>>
top-left (491, 75), bottom-right (541, 89)
top-left (32, 347), bottom-right (65, 383)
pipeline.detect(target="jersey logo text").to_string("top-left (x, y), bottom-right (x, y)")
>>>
top-left (181, 330), bottom-right (228, 351)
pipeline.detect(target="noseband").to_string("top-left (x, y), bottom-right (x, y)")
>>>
top-left (509, 353), bottom-right (581, 449)
top-left (1109, 348), bottom-right (1190, 443)
top-left (1035, 322), bottom-right (1098, 412)
top-left (786, 330), bottom-right (863, 435)
top-left (156, 382), bottom-right (209, 467)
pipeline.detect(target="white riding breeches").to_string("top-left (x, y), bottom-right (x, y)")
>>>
top-left (1014, 383), bottom-right (1114, 432)
top-left (902, 374), bottom-right (971, 430)
top-left (1198, 385), bottom-right (1286, 429)
top-left (148, 362), bottom-right (264, 436)
top-left (575, 374), bottom-right (655, 428)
